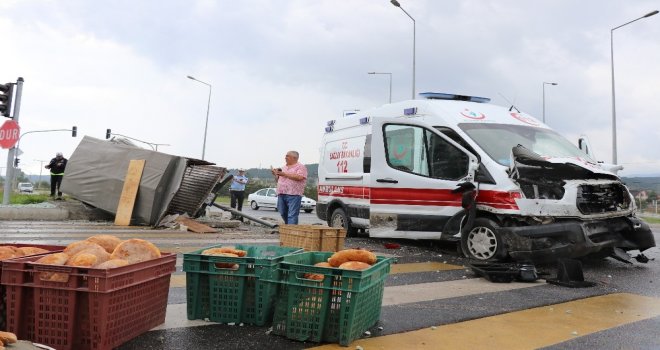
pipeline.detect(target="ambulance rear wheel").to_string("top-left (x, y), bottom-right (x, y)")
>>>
top-left (461, 218), bottom-right (507, 262)
top-left (330, 208), bottom-right (358, 237)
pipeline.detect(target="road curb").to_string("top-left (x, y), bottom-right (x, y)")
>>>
top-left (0, 207), bottom-right (69, 220)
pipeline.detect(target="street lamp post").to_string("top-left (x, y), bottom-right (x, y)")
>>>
top-left (187, 75), bottom-right (212, 160)
top-left (35, 159), bottom-right (48, 190)
top-left (390, 0), bottom-right (415, 100)
top-left (368, 72), bottom-right (393, 103)
top-left (610, 10), bottom-right (658, 164)
top-left (542, 82), bottom-right (558, 124)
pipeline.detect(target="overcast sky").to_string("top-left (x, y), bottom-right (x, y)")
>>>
top-left (1, 0), bottom-right (659, 178)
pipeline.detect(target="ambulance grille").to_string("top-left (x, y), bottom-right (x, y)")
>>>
top-left (576, 183), bottom-right (630, 214)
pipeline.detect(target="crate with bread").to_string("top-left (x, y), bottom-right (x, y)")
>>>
top-left (0, 244), bottom-right (66, 331)
top-left (0, 235), bottom-right (175, 350)
top-left (183, 244), bottom-right (302, 326)
top-left (270, 248), bottom-right (393, 346)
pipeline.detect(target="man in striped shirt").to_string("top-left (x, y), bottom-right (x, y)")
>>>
top-left (272, 150), bottom-right (308, 224)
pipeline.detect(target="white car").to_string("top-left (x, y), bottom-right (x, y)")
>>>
top-left (247, 188), bottom-right (316, 213)
top-left (18, 182), bottom-right (34, 193)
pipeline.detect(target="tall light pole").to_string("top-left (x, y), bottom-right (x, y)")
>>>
top-left (610, 10), bottom-right (658, 164)
top-left (187, 75), bottom-right (212, 160)
top-left (542, 82), bottom-right (558, 124)
top-left (368, 72), bottom-right (393, 103)
top-left (390, 0), bottom-right (415, 100)
top-left (34, 159), bottom-right (48, 190)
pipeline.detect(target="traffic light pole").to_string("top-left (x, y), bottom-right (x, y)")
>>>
top-left (3, 77), bottom-right (24, 205)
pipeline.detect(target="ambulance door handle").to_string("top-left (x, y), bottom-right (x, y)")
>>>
top-left (376, 178), bottom-right (398, 184)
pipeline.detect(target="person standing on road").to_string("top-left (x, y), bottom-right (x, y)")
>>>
top-left (230, 169), bottom-right (248, 221)
top-left (45, 152), bottom-right (67, 200)
top-left (272, 150), bottom-right (308, 225)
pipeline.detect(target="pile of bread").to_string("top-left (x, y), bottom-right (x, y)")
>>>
top-left (303, 249), bottom-right (378, 281)
top-left (33, 235), bottom-right (161, 277)
top-left (200, 246), bottom-right (248, 269)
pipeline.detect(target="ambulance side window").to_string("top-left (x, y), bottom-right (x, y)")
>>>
top-left (383, 124), bottom-right (469, 180)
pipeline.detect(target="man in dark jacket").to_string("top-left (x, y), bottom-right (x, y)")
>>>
top-left (45, 152), bottom-right (67, 199)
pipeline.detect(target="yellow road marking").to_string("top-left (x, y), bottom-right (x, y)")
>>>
top-left (390, 261), bottom-right (464, 274)
top-left (308, 293), bottom-right (660, 350)
top-left (171, 275), bottom-right (187, 288)
top-left (169, 261), bottom-right (465, 288)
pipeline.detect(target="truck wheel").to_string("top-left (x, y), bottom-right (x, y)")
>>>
top-left (461, 218), bottom-right (507, 261)
top-left (329, 208), bottom-right (358, 237)
top-left (304, 209), bottom-right (313, 213)
top-left (250, 201), bottom-right (259, 210)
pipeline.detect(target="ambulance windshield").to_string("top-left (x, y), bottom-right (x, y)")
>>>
top-left (458, 123), bottom-right (595, 166)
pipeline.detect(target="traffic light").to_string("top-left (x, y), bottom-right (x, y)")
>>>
top-left (106, 129), bottom-right (111, 139)
top-left (14, 158), bottom-right (19, 167)
top-left (72, 126), bottom-right (77, 137)
top-left (0, 83), bottom-right (14, 118)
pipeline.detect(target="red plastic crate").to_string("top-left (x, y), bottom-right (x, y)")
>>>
top-left (0, 244), bottom-right (65, 331)
top-left (1, 252), bottom-right (176, 350)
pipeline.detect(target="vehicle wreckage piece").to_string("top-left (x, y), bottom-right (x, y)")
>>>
top-left (61, 136), bottom-right (226, 226)
top-left (546, 258), bottom-right (596, 288)
top-left (469, 261), bottom-right (539, 283)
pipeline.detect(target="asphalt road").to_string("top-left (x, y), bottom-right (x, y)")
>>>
top-left (0, 220), bottom-right (658, 350)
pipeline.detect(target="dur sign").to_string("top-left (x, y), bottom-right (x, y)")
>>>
top-left (0, 120), bottom-right (20, 149)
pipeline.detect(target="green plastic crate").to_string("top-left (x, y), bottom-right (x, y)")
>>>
top-left (270, 251), bottom-right (392, 346)
top-left (183, 244), bottom-right (302, 326)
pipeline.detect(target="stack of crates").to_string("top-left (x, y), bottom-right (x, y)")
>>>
top-left (270, 251), bottom-right (393, 346)
top-left (183, 244), bottom-right (302, 326)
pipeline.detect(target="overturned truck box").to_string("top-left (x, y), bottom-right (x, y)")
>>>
top-left (61, 136), bottom-right (226, 225)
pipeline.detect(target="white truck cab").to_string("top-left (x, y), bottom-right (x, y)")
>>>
top-left (317, 93), bottom-right (655, 262)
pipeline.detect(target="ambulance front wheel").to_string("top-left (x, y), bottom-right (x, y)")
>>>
top-left (330, 208), bottom-right (358, 237)
top-left (461, 218), bottom-right (508, 261)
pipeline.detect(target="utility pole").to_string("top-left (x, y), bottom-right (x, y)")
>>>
top-left (3, 77), bottom-right (24, 205)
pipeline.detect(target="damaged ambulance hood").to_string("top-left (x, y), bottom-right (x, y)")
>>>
top-left (509, 145), bottom-right (618, 180)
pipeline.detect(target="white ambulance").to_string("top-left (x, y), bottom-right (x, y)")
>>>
top-left (317, 92), bottom-right (655, 262)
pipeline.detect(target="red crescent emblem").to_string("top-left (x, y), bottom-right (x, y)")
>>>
top-left (460, 109), bottom-right (485, 120)
top-left (510, 112), bottom-right (540, 126)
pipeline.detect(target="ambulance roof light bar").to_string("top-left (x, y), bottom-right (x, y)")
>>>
top-left (419, 92), bottom-right (490, 103)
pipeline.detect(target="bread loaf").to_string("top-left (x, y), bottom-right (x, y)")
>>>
top-left (66, 252), bottom-right (98, 267)
top-left (327, 249), bottom-right (377, 267)
top-left (35, 252), bottom-right (69, 265)
top-left (110, 239), bottom-right (161, 264)
top-left (95, 259), bottom-right (130, 269)
top-left (338, 261), bottom-right (371, 271)
top-left (0, 331), bottom-right (17, 345)
top-left (201, 247), bottom-right (247, 257)
top-left (85, 235), bottom-right (122, 254)
top-left (15, 246), bottom-right (49, 256)
top-left (303, 262), bottom-right (332, 281)
top-left (64, 241), bottom-right (106, 257)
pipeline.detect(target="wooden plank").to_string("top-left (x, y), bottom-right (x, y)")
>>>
top-left (175, 216), bottom-right (219, 233)
top-left (114, 159), bottom-right (146, 226)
